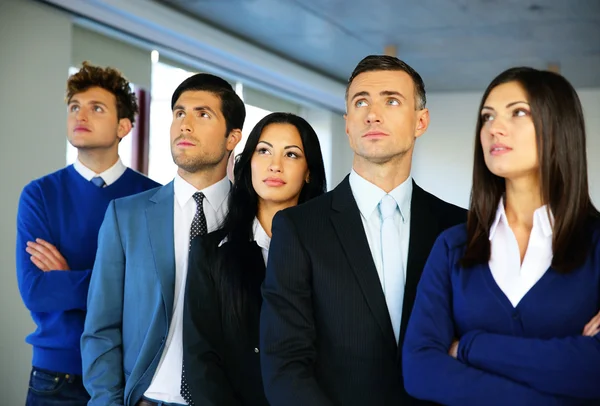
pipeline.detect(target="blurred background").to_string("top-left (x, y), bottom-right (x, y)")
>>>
top-left (1, 0), bottom-right (599, 402)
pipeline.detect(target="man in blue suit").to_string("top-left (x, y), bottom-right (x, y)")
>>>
top-left (81, 73), bottom-right (245, 406)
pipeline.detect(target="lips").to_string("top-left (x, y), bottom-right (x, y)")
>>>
top-left (490, 143), bottom-right (512, 156)
top-left (73, 126), bottom-right (91, 132)
top-left (263, 177), bottom-right (286, 187)
top-left (363, 130), bottom-right (388, 138)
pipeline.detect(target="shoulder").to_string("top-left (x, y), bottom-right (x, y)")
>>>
top-left (123, 168), bottom-right (162, 189)
top-left (414, 183), bottom-right (467, 224)
top-left (112, 184), bottom-right (166, 210)
top-left (20, 167), bottom-right (71, 201)
top-left (435, 223), bottom-right (469, 253)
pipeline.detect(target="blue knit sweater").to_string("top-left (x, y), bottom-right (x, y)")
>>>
top-left (16, 165), bottom-right (160, 375)
top-left (403, 221), bottom-right (600, 405)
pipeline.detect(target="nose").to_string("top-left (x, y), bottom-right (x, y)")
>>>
top-left (179, 114), bottom-right (193, 133)
top-left (75, 108), bottom-right (87, 122)
top-left (487, 117), bottom-right (507, 138)
top-left (268, 155), bottom-right (282, 173)
top-left (365, 104), bottom-right (382, 125)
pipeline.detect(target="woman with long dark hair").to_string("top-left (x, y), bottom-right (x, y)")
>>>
top-left (403, 67), bottom-right (600, 405)
top-left (182, 112), bottom-right (327, 405)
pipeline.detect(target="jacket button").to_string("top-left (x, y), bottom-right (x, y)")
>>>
top-left (254, 348), bottom-right (259, 353)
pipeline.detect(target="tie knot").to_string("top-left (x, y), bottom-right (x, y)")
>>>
top-left (379, 194), bottom-right (397, 220)
top-left (91, 176), bottom-right (106, 188)
top-left (193, 191), bottom-right (205, 206)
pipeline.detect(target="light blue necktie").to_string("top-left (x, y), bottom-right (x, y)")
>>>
top-left (90, 176), bottom-right (106, 188)
top-left (379, 194), bottom-right (405, 343)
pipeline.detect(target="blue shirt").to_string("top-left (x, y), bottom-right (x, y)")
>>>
top-left (16, 164), bottom-right (160, 374)
top-left (403, 222), bottom-right (600, 405)
top-left (349, 169), bottom-right (412, 288)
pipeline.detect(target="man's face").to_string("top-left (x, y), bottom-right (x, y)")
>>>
top-left (344, 70), bottom-right (429, 165)
top-left (170, 90), bottom-right (239, 174)
top-left (66, 86), bottom-right (130, 151)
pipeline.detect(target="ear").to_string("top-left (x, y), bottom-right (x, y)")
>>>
top-left (305, 171), bottom-right (311, 184)
top-left (343, 113), bottom-right (350, 140)
top-left (414, 108), bottom-right (430, 139)
top-left (117, 118), bottom-right (132, 140)
top-left (226, 128), bottom-right (242, 152)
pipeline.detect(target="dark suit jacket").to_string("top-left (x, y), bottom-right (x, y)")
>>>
top-left (260, 177), bottom-right (467, 406)
top-left (183, 228), bottom-right (269, 406)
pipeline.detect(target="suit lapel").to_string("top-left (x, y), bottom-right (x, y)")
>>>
top-left (331, 177), bottom-right (397, 351)
top-left (146, 182), bottom-right (176, 321)
top-left (399, 182), bottom-right (440, 348)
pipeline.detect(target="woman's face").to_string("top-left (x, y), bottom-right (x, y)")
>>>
top-left (480, 81), bottom-right (538, 181)
top-left (251, 123), bottom-right (310, 208)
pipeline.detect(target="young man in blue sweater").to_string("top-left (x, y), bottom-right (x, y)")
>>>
top-left (16, 62), bottom-right (161, 406)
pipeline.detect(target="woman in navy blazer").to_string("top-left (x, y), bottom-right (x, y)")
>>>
top-left (403, 67), bottom-right (600, 405)
top-left (182, 112), bottom-right (327, 405)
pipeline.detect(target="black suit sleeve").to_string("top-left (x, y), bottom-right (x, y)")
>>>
top-left (183, 237), bottom-right (242, 406)
top-left (260, 211), bottom-right (334, 406)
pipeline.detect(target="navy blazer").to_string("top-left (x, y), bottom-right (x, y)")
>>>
top-left (82, 183), bottom-right (176, 406)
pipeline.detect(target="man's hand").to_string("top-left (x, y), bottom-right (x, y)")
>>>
top-left (26, 239), bottom-right (70, 272)
top-left (449, 339), bottom-right (459, 358)
top-left (583, 311), bottom-right (600, 337)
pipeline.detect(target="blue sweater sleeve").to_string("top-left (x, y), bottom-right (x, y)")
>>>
top-left (402, 233), bottom-right (573, 406)
top-left (81, 200), bottom-right (125, 406)
top-left (16, 182), bottom-right (91, 313)
top-left (459, 330), bottom-right (600, 399)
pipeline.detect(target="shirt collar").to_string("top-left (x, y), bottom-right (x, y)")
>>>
top-left (489, 198), bottom-right (553, 240)
top-left (73, 157), bottom-right (127, 186)
top-left (174, 174), bottom-right (231, 211)
top-left (349, 169), bottom-right (412, 222)
top-left (252, 217), bottom-right (271, 251)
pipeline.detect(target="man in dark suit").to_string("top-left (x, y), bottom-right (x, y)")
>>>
top-left (260, 55), bottom-right (467, 406)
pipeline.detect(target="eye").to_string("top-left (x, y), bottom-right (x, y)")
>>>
top-left (69, 105), bottom-right (79, 112)
top-left (387, 98), bottom-right (400, 106)
top-left (286, 151), bottom-right (300, 159)
top-left (256, 147), bottom-right (270, 155)
top-left (513, 108), bottom-right (530, 117)
top-left (355, 99), bottom-right (368, 108)
top-left (93, 105), bottom-right (104, 113)
top-left (198, 110), bottom-right (211, 119)
top-left (481, 113), bottom-right (494, 122)
top-left (175, 111), bottom-right (185, 118)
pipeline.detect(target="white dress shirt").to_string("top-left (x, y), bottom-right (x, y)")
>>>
top-left (73, 157), bottom-right (127, 186)
top-left (144, 175), bottom-right (230, 404)
top-left (349, 170), bottom-right (412, 294)
top-left (252, 217), bottom-right (271, 265)
top-left (489, 200), bottom-right (553, 307)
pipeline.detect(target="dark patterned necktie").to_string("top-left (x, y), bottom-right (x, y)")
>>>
top-left (181, 192), bottom-right (206, 405)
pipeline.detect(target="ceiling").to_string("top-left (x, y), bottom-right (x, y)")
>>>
top-left (155, 0), bottom-right (600, 92)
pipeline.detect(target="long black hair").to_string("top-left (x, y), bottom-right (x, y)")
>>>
top-left (461, 67), bottom-right (599, 272)
top-left (215, 112), bottom-right (327, 326)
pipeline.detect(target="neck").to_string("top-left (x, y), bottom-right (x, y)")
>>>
top-left (256, 199), bottom-right (299, 238)
top-left (504, 175), bottom-right (543, 230)
top-left (177, 164), bottom-right (227, 191)
top-left (352, 152), bottom-right (412, 193)
top-left (77, 149), bottom-right (119, 174)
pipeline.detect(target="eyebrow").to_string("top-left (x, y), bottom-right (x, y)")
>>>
top-left (482, 101), bottom-right (530, 111)
top-left (257, 141), bottom-right (304, 151)
top-left (349, 90), bottom-right (406, 102)
top-left (173, 105), bottom-right (218, 115)
top-left (68, 100), bottom-right (109, 107)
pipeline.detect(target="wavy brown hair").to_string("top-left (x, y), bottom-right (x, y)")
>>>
top-left (461, 67), bottom-right (599, 273)
top-left (66, 61), bottom-right (138, 125)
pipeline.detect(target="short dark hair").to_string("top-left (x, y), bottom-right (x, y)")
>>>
top-left (462, 67), bottom-right (599, 273)
top-left (66, 61), bottom-right (138, 125)
top-left (217, 112), bottom-right (327, 324)
top-left (346, 55), bottom-right (426, 110)
top-left (171, 73), bottom-right (246, 134)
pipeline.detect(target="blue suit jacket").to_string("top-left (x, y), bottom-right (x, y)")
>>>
top-left (81, 183), bottom-right (176, 406)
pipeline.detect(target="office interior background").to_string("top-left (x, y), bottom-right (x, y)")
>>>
top-left (1, 0), bottom-right (599, 402)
